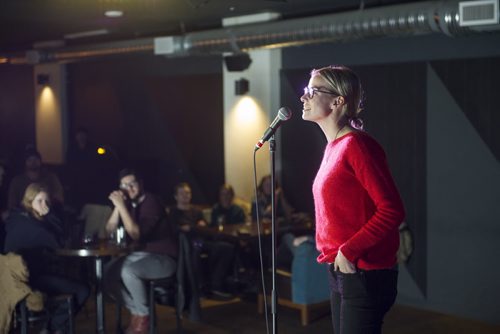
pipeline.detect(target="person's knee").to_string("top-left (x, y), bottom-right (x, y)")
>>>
top-left (121, 267), bottom-right (137, 282)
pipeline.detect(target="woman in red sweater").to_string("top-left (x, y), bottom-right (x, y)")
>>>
top-left (300, 65), bottom-right (405, 334)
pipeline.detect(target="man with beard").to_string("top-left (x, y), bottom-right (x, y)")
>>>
top-left (7, 148), bottom-right (64, 210)
top-left (103, 168), bottom-right (177, 334)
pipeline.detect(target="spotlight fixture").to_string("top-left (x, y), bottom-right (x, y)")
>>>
top-left (224, 53), bottom-right (252, 72)
top-left (37, 74), bottom-right (50, 85)
top-left (235, 78), bottom-right (249, 95)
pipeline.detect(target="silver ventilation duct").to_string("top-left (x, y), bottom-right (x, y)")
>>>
top-left (180, 0), bottom-right (460, 55)
top-left (2, 0), bottom-right (498, 64)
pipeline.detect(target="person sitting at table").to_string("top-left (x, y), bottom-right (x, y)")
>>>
top-left (251, 174), bottom-right (294, 225)
top-left (7, 147), bottom-right (64, 211)
top-left (167, 182), bottom-right (235, 299)
top-left (211, 184), bottom-right (246, 226)
top-left (3, 183), bottom-right (89, 334)
top-left (103, 168), bottom-right (178, 334)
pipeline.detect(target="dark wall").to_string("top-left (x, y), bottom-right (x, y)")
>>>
top-left (67, 55), bottom-right (224, 205)
top-left (281, 33), bottom-right (500, 324)
top-left (0, 65), bottom-right (35, 208)
top-left (430, 57), bottom-right (500, 162)
top-left (425, 59), bottom-right (500, 323)
top-left (280, 62), bottom-right (427, 299)
top-left (0, 65), bottom-right (35, 164)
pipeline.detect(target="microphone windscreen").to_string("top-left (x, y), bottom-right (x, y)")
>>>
top-left (278, 107), bottom-right (292, 121)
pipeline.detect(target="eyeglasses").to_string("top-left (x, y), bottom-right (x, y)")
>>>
top-left (120, 180), bottom-right (138, 190)
top-left (303, 86), bottom-right (338, 99)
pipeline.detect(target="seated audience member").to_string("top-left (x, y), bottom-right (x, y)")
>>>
top-left (167, 183), bottom-right (207, 233)
top-left (66, 127), bottom-right (97, 166)
top-left (168, 182), bottom-right (234, 299)
top-left (66, 127), bottom-right (99, 210)
top-left (103, 168), bottom-right (177, 334)
top-left (3, 183), bottom-right (89, 334)
top-left (8, 148), bottom-right (64, 211)
top-left (251, 175), bottom-right (293, 224)
top-left (211, 184), bottom-right (246, 226)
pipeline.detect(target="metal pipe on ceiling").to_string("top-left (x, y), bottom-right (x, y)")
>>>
top-left (2, 0), bottom-right (498, 64)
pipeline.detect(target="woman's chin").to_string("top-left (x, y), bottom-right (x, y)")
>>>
top-left (302, 110), bottom-right (313, 121)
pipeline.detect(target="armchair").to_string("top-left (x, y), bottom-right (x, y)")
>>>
top-left (258, 241), bottom-right (330, 325)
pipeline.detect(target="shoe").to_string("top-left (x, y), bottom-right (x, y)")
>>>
top-left (211, 289), bottom-right (235, 300)
top-left (125, 314), bottom-right (149, 334)
top-left (132, 315), bottom-right (149, 334)
top-left (125, 314), bottom-right (139, 334)
top-left (40, 329), bottom-right (64, 334)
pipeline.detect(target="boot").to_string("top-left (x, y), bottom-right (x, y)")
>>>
top-left (125, 314), bottom-right (139, 334)
top-left (132, 315), bottom-right (149, 334)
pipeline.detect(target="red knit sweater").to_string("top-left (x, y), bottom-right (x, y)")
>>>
top-left (313, 131), bottom-right (405, 270)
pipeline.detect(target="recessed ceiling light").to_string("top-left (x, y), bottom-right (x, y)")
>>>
top-left (104, 10), bottom-right (123, 18)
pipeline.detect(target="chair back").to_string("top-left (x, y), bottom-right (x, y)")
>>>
top-left (150, 232), bottom-right (201, 321)
top-left (177, 232), bottom-right (202, 321)
top-left (291, 242), bottom-right (330, 304)
top-left (79, 204), bottom-right (112, 239)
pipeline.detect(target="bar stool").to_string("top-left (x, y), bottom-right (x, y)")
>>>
top-left (16, 294), bottom-right (74, 334)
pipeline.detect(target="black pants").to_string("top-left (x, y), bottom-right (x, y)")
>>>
top-left (328, 265), bottom-right (397, 334)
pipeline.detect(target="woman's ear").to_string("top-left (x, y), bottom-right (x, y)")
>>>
top-left (331, 96), bottom-right (344, 108)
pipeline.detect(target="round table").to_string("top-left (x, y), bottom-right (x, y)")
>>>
top-left (57, 242), bottom-right (133, 334)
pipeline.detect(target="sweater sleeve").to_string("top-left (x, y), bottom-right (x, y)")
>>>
top-left (136, 194), bottom-right (164, 241)
top-left (339, 135), bottom-right (405, 263)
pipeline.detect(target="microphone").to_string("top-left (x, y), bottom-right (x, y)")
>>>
top-left (255, 107), bottom-right (292, 151)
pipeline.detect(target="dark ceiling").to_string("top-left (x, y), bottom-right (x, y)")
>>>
top-left (0, 0), bottom-right (415, 53)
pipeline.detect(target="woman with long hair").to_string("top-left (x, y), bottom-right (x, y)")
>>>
top-left (4, 183), bottom-right (89, 334)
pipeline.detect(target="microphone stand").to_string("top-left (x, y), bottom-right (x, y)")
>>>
top-left (269, 135), bottom-right (278, 334)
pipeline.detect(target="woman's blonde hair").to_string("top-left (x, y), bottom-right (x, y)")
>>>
top-left (21, 182), bottom-right (49, 220)
top-left (311, 65), bottom-right (365, 129)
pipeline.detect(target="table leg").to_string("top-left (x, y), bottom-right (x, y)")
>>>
top-left (95, 256), bottom-right (106, 333)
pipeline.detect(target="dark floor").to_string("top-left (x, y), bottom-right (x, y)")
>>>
top-left (20, 295), bottom-right (498, 334)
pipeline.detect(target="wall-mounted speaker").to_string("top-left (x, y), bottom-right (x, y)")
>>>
top-left (37, 74), bottom-right (50, 85)
top-left (224, 53), bottom-right (252, 72)
top-left (235, 78), bottom-right (249, 95)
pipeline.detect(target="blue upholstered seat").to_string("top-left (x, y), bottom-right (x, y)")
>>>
top-left (291, 241), bottom-right (330, 304)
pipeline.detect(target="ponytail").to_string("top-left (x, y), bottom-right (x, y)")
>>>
top-left (349, 117), bottom-right (364, 130)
